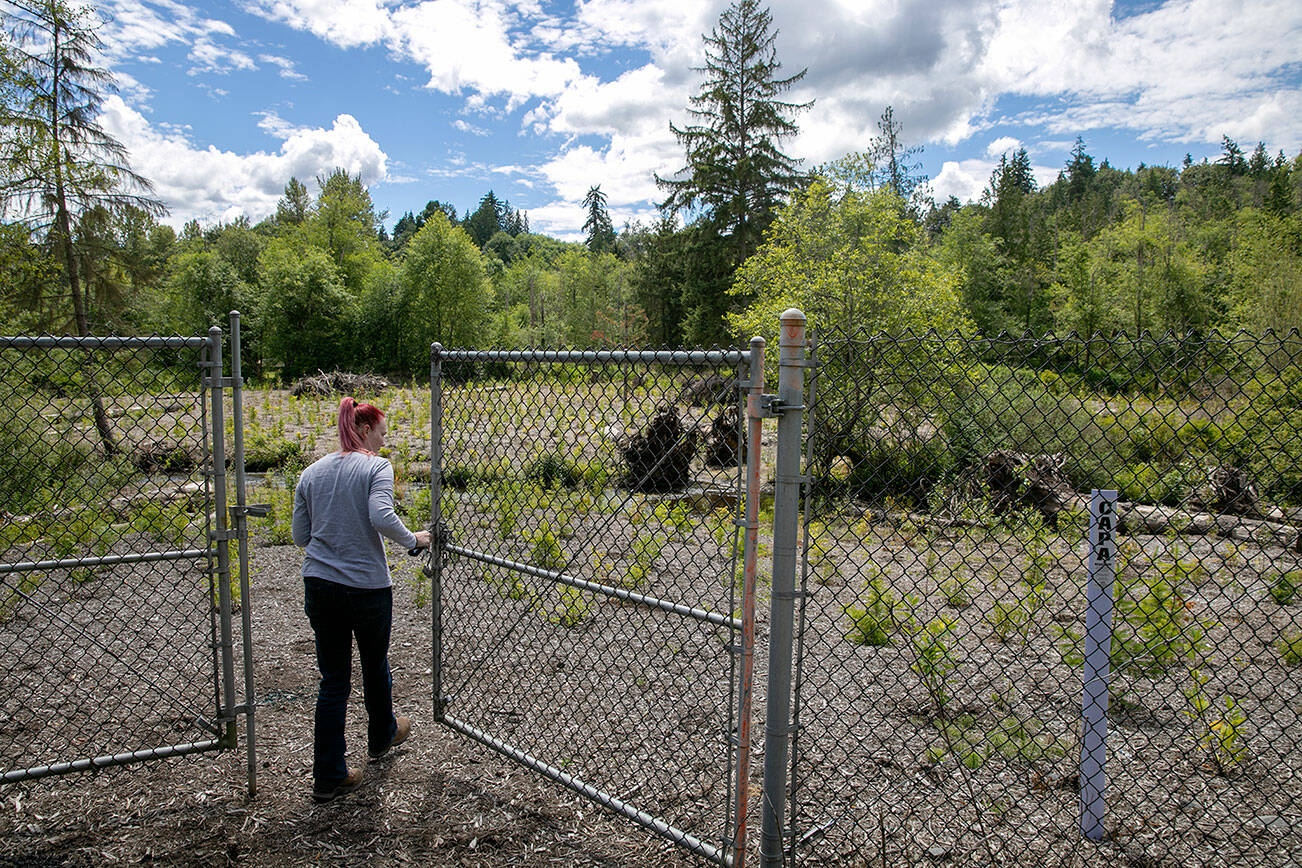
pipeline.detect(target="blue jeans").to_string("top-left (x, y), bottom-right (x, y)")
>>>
top-left (303, 577), bottom-right (398, 782)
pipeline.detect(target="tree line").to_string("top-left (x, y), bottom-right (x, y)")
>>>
top-left (3, 0), bottom-right (1301, 385)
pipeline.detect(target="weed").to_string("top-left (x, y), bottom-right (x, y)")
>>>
top-left (806, 521), bottom-right (841, 585)
top-left (940, 564), bottom-right (972, 608)
top-left (0, 573), bottom-right (42, 623)
top-left (910, 616), bottom-right (961, 718)
top-left (550, 584), bottom-right (593, 628)
top-left (1268, 570), bottom-right (1300, 605)
top-left (528, 526), bottom-right (565, 572)
top-left (625, 532), bottom-right (663, 589)
top-left (1279, 631), bottom-right (1302, 666)
top-left (1183, 669), bottom-right (1249, 773)
top-left (845, 577), bottom-right (910, 646)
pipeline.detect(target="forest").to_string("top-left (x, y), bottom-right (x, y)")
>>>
top-left (3, 0), bottom-right (1301, 380)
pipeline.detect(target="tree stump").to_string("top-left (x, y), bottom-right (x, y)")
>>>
top-left (621, 406), bottom-right (697, 493)
top-left (984, 450), bottom-right (1075, 524)
top-left (1188, 464), bottom-right (1260, 516)
top-left (703, 404), bottom-right (741, 468)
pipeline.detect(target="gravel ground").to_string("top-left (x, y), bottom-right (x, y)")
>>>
top-left (1, 540), bottom-right (702, 868)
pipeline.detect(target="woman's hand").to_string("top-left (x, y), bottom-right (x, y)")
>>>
top-left (412, 529), bottom-right (432, 549)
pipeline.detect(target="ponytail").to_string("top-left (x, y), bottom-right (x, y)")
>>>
top-left (338, 396), bottom-right (384, 453)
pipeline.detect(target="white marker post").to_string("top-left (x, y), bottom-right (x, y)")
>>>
top-left (1080, 489), bottom-right (1118, 841)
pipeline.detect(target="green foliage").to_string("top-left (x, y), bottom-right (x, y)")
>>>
top-left (910, 616), bottom-right (961, 718)
top-left (255, 240), bottom-right (356, 379)
top-left (1268, 570), bottom-right (1301, 606)
top-left (528, 526), bottom-right (566, 572)
top-left (625, 531), bottom-right (663, 589)
top-left (395, 214), bottom-right (492, 370)
top-left (243, 428), bottom-right (307, 472)
top-left (728, 178), bottom-right (971, 349)
top-left (845, 577), bottom-right (911, 646)
top-left (1183, 669), bottom-right (1249, 774)
top-left (1279, 631), bottom-right (1302, 666)
top-left (525, 452), bottom-right (582, 489)
top-left (1058, 543), bottom-right (1206, 679)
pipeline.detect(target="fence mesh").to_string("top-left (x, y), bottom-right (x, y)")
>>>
top-left (788, 330), bottom-right (1302, 866)
top-left (0, 337), bottom-right (225, 782)
top-left (434, 350), bottom-right (752, 863)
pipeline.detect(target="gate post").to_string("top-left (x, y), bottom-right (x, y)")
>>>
top-left (228, 311), bottom-right (258, 797)
top-left (207, 326), bottom-right (238, 750)
top-left (430, 343), bottom-right (446, 722)
top-left (732, 335), bottom-right (766, 867)
top-left (760, 310), bottom-right (806, 867)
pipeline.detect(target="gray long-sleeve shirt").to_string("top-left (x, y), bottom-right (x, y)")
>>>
top-left (292, 451), bottom-right (420, 589)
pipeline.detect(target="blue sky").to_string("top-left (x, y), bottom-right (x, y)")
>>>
top-left (93, 0), bottom-right (1302, 239)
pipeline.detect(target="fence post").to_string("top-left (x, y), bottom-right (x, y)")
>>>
top-left (430, 343), bottom-right (446, 722)
top-left (1080, 489), bottom-right (1118, 840)
top-left (228, 311), bottom-right (258, 797)
top-left (760, 309), bottom-right (806, 867)
top-left (732, 335), bottom-right (766, 867)
top-left (208, 326), bottom-right (238, 750)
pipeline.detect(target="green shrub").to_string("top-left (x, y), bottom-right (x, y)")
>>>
top-left (1279, 631), bottom-right (1302, 666)
top-left (1116, 462), bottom-right (1191, 506)
top-left (525, 452), bottom-right (581, 489)
top-left (845, 578), bottom-right (911, 646)
top-left (243, 429), bottom-right (306, 472)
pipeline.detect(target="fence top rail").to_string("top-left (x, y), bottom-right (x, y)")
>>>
top-left (0, 335), bottom-right (209, 350)
top-left (434, 346), bottom-right (750, 366)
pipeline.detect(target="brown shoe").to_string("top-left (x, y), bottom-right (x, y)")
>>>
top-left (369, 715), bottom-right (411, 760)
top-left (312, 767), bottom-right (363, 803)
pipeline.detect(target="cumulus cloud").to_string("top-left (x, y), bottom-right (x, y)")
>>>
top-left (986, 136), bottom-right (1022, 157)
top-left (932, 155), bottom-right (1060, 204)
top-left (100, 97), bottom-right (388, 225)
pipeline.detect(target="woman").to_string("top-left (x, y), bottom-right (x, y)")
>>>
top-left (292, 396), bottom-right (431, 803)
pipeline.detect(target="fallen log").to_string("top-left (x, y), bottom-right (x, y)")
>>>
top-left (1117, 502), bottom-right (1301, 551)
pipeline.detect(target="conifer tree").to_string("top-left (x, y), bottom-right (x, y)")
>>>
top-left (657, 0), bottom-right (808, 244)
top-left (2, 0), bottom-right (164, 452)
top-left (655, 0), bottom-right (809, 342)
top-left (581, 185), bottom-right (615, 253)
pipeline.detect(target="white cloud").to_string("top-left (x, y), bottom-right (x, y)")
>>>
top-left (187, 39), bottom-right (256, 75)
top-left (932, 155), bottom-right (1060, 204)
top-left (258, 54), bottom-right (309, 81)
top-left (452, 119), bottom-right (489, 136)
top-left (986, 136), bottom-right (1021, 157)
top-left (100, 97), bottom-right (388, 225)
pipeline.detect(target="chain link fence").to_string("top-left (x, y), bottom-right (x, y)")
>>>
top-left (0, 331), bottom-right (251, 786)
top-left (430, 347), bottom-right (759, 865)
top-left (787, 329), bottom-right (1302, 866)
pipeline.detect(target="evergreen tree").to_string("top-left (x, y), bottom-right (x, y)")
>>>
top-left (655, 0), bottom-right (809, 342)
top-left (866, 106), bottom-right (927, 213)
top-left (581, 185), bottom-right (616, 253)
top-left (657, 0), bottom-right (809, 246)
top-left (276, 177), bottom-right (312, 225)
top-left (1, 0), bottom-right (164, 452)
top-left (465, 191), bottom-right (505, 247)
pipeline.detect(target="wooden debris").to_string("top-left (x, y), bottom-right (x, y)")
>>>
top-left (984, 450), bottom-right (1075, 524)
top-left (289, 370), bottom-right (391, 398)
top-left (702, 404), bottom-right (741, 468)
top-left (620, 405), bottom-right (696, 493)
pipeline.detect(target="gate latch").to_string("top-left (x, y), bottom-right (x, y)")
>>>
top-left (230, 504), bottom-right (270, 519)
top-left (757, 394), bottom-right (805, 418)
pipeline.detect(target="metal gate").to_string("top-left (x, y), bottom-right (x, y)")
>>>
top-left (0, 315), bottom-right (256, 794)
top-left (428, 342), bottom-right (765, 865)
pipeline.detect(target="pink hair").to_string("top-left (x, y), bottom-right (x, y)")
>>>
top-left (337, 397), bottom-right (384, 453)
